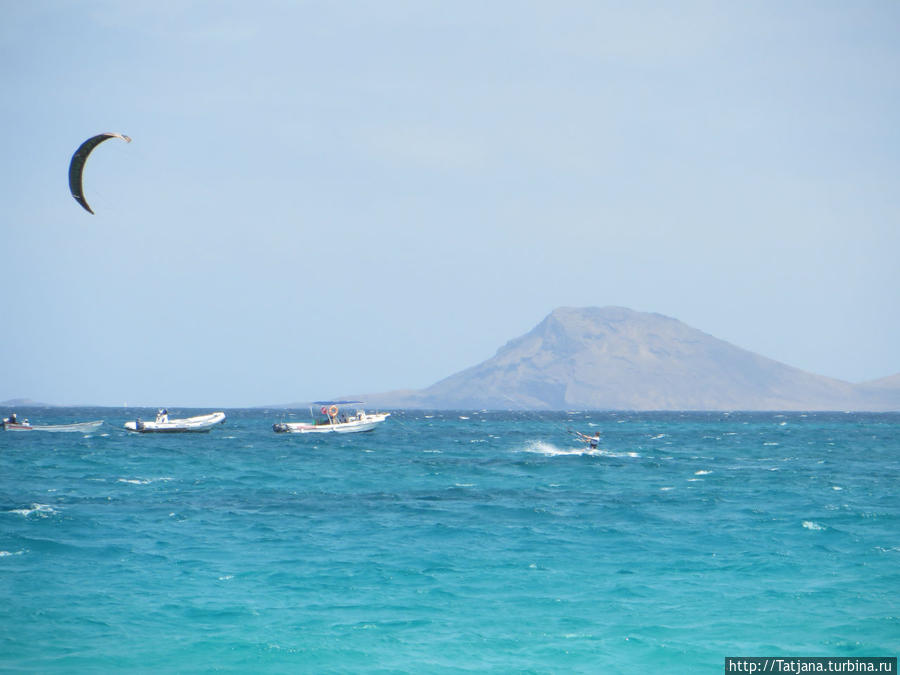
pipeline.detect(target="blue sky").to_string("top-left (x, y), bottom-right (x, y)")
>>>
top-left (2, 1), bottom-right (898, 406)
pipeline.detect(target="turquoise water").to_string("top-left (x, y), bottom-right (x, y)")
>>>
top-left (1, 409), bottom-right (898, 672)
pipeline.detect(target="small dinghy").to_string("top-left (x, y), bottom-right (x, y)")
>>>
top-left (124, 409), bottom-right (226, 433)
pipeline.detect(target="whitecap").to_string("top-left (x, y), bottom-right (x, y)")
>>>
top-left (660, 487), bottom-right (675, 491)
top-left (8, 504), bottom-right (57, 517)
top-left (601, 450), bottom-right (641, 458)
top-left (802, 521), bottom-right (825, 531)
top-left (117, 477), bottom-right (171, 485)
top-left (458, 416), bottom-right (469, 420)
top-left (695, 470), bottom-right (712, 476)
top-left (0, 550), bottom-right (24, 557)
top-left (832, 486), bottom-right (843, 491)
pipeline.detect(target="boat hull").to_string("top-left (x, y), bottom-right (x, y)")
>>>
top-left (1, 422), bottom-right (33, 431)
top-left (124, 412), bottom-right (226, 433)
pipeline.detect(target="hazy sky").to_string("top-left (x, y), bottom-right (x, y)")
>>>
top-left (2, 1), bottom-right (898, 407)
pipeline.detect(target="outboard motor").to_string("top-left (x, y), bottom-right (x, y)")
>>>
top-left (273, 423), bottom-right (289, 433)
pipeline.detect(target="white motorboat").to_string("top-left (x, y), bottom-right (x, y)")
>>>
top-left (273, 402), bottom-right (390, 434)
top-left (2, 415), bottom-right (103, 433)
top-left (124, 410), bottom-right (226, 433)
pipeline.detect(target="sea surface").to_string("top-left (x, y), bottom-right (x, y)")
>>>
top-left (1, 408), bottom-right (898, 673)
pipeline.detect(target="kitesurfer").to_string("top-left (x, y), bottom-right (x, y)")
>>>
top-left (574, 431), bottom-right (600, 449)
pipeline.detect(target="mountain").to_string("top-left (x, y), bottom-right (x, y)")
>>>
top-left (362, 307), bottom-right (897, 411)
top-left (857, 373), bottom-right (900, 410)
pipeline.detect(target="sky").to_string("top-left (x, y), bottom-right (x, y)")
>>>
top-left (2, 1), bottom-right (898, 407)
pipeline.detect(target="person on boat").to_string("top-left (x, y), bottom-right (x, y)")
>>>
top-left (9, 412), bottom-right (17, 424)
top-left (574, 431), bottom-right (601, 449)
top-left (156, 409), bottom-right (169, 424)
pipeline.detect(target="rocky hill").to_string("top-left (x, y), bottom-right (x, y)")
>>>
top-left (361, 307), bottom-right (898, 411)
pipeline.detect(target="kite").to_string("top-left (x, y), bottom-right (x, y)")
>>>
top-left (68, 132), bottom-right (131, 214)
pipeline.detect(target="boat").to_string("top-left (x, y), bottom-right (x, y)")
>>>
top-left (1, 414), bottom-right (103, 433)
top-left (124, 409), bottom-right (226, 433)
top-left (273, 401), bottom-right (390, 434)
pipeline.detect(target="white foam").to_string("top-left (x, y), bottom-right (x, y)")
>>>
top-left (832, 486), bottom-right (843, 491)
top-left (117, 477), bottom-right (172, 485)
top-left (802, 521), bottom-right (825, 531)
top-left (520, 441), bottom-right (639, 458)
top-left (695, 470), bottom-right (712, 476)
top-left (8, 504), bottom-right (57, 517)
top-left (0, 550), bottom-right (24, 557)
top-left (522, 441), bottom-right (602, 457)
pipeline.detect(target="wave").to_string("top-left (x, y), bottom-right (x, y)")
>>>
top-left (521, 441), bottom-right (603, 457)
top-left (7, 504), bottom-right (58, 518)
top-left (519, 441), bottom-right (639, 458)
top-left (802, 521), bottom-right (826, 531)
top-left (116, 477), bottom-right (173, 485)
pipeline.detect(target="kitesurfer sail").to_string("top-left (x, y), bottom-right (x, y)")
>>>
top-left (68, 132), bottom-right (131, 214)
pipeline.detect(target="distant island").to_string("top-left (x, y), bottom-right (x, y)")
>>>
top-left (349, 307), bottom-right (900, 411)
top-left (0, 398), bottom-right (52, 408)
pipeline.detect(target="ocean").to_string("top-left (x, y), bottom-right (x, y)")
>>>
top-left (1, 409), bottom-right (898, 672)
